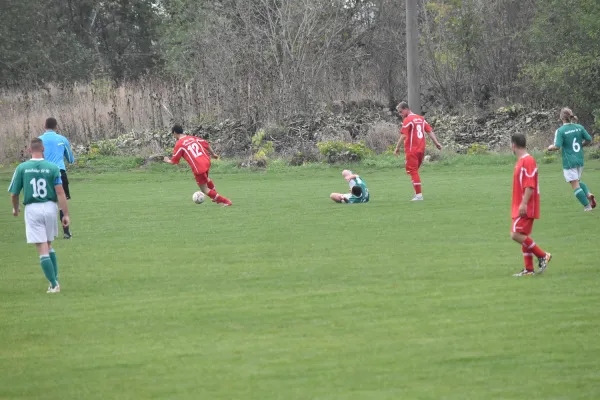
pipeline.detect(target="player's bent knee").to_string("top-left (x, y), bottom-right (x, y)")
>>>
top-left (510, 231), bottom-right (523, 242)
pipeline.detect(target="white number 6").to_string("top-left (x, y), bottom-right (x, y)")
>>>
top-left (572, 138), bottom-right (581, 152)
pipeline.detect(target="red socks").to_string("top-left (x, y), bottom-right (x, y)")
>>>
top-left (207, 180), bottom-right (215, 190)
top-left (207, 189), bottom-right (231, 205)
top-left (523, 237), bottom-right (546, 259)
top-left (522, 246), bottom-right (535, 271)
top-left (410, 173), bottom-right (422, 194)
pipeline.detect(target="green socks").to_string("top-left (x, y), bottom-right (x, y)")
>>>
top-left (580, 182), bottom-right (590, 196)
top-left (49, 249), bottom-right (58, 281)
top-left (574, 188), bottom-right (590, 206)
top-left (40, 255), bottom-right (58, 287)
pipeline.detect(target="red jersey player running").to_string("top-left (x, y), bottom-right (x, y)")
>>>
top-left (164, 125), bottom-right (232, 206)
top-left (394, 102), bottom-right (442, 201)
top-left (510, 133), bottom-right (551, 276)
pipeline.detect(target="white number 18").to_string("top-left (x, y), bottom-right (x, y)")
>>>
top-left (30, 178), bottom-right (48, 198)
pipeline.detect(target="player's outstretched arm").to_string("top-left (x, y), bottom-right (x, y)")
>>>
top-left (55, 185), bottom-right (70, 227)
top-left (394, 136), bottom-right (404, 157)
top-left (519, 187), bottom-right (534, 217)
top-left (427, 131), bottom-right (443, 150)
top-left (582, 128), bottom-right (593, 146)
top-left (64, 138), bottom-right (75, 164)
top-left (168, 147), bottom-right (185, 165)
top-left (548, 129), bottom-right (562, 151)
top-left (206, 145), bottom-right (219, 159)
top-left (11, 194), bottom-right (20, 216)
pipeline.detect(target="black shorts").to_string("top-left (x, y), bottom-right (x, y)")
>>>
top-left (60, 169), bottom-right (71, 200)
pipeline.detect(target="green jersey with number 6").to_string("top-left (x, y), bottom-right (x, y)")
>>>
top-left (8, 159), bottom-right (62, 205)
top-left (554, 123), bottom-right (592, 169)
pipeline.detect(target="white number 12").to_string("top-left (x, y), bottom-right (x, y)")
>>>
top-left (187, 143), bottom-right (203, 157)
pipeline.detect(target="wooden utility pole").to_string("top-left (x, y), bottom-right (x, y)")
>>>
top-left (406, 0), bottom-right (421, 114)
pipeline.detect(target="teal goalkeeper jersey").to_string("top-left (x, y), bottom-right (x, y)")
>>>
top-left (347, 176), bottom-right (369, 203)
top-left (8, 159), bottom-right (62, 205)
top-left (554, 123), bottom-right (592, 169)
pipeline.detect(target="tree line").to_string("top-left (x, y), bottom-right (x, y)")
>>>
top-left (1, 0), bottom-right (598, 126)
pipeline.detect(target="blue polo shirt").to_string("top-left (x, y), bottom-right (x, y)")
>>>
top-left (39, 130), bottom-right (75, 171)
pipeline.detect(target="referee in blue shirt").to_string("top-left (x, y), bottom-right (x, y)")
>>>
top-left (40, 118), bottom-right (75, 239)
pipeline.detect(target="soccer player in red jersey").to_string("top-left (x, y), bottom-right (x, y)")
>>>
top-left (394, 102), bottom-right (442, 201)
top-left (510, 133), bottom-right (551, 276)
top-left (163, 125), bottom-right (232, 206)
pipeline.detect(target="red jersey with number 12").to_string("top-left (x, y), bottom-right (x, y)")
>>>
top-left (172, 136), bottom-right (211, 174)
top-left (401, 113), bottom-right (432, 153)
top-left (512, 154), bottom-right (540, 219)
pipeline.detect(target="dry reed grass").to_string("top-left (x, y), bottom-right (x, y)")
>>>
top-left (0, 80), bottom-right (216, 162)
top-left (0, 78), bottom-right (386, 162)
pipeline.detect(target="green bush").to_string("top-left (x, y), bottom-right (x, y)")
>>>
top-left (594, 110), bottom-right (600, 132)
top-left (289, 151), bottom-right (319, 166)
top-left (92, 140), bottom-right (119, 156)
top-left (243, 129), bottom-right (274, 168)
top-left (252, 129), bottom-right (274, 162)
top-left (317, 141), bottom-right (373, 164)
top-left (524, 1), bottom-right (600, 119)
top-left (496, 104), bottom-right (525, 117)
top-left (383, 144), bottom-right (396, 156)
top-left (588, 149), bottom-right (600, 160)
top-left (467, 143), bottom-right (489, 155)
top-left (541, 149), bottom-right (557, 164)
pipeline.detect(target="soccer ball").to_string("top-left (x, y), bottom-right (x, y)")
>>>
top-left (192, 191), bottom-right (206, 204)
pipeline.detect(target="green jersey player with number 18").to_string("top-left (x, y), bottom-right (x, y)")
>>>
top-left (8, 138), bottom-right (70, 293)
top-left (547, 108), bottom-right (596, 212)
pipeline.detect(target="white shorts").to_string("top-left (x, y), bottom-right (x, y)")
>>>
top-left (24, 202), bottom-right (58, 244)
top-left (564, 167), bottom-right (583, 182)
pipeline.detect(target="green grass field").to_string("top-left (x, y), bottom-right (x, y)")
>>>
top-left (1, 156), bottom-right (600, 399)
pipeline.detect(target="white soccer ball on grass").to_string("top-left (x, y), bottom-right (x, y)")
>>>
top-left (192, 191), bottom-right (206, 204)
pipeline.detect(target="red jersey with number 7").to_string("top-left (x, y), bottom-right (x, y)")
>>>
top-left (512, 154), bottom-right (540, 219)
top-left (401, 113), bottom-right (432, 153)
top-left (171, 136), bottom-right (211, 174)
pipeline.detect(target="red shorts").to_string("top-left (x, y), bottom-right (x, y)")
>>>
top-left (512, 217), bottom-right (534, 235)
top-left (194, 172), bottom-right (210, 186)
top-left (405, 152), bottom-right (424, 174)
